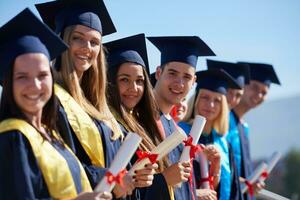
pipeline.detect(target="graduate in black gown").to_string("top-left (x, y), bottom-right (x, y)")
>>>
top-left (105, 34), bottom-right (172, 200)
top-left (35, 1), bottom-right (143, 198)
top-left (0, 8), bottom-right (111, 200)
top-left (148, 36), bottom-right (216, 200)
top-left (232, 62), bottom-right (281, 199)
top-left (182, 69), bottom-right (243, 200)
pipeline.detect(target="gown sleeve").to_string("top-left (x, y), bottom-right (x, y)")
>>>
top-left (0, 131), bottom-right (51, 200)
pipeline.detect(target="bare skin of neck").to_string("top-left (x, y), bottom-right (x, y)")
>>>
top-left (203, 120), bottom-right (213, 134)
top-left (153, 89), bottom-right (173, 115)
top-left (233, 101), bottom-right (251, 119)
top-left (24, 111), bottom-right (51, 141)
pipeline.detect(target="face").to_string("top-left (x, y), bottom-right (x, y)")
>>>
top-left (69, 25), bottom-right (101, 79)
top-left (173, 98), bottom-right (188, 122)
top-left (117, 63), bottom-right (145, 110)
top-left (13, 53), bottom-right (52, 117)
top-left (241, 80), bottom-right (269, 109)
top-left (155, 62), bottom-right (196, 106)
top-left (196, 89), bottom-right (223, 122)
top-left (226, 88), bottom-right (244, 109)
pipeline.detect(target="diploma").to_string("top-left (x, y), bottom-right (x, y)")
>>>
top-left (129, 128), bottom-right (187, 175)
top-left (94, 132), bottom-right (142, 192)
top-left (257, 189), bottom-right (290, 200)
top-left (259, 152), bottom-right (281, 182)
top-left (179, 115), bottom-right (206, 162)
top-left (197, 151), bottom-right (210, 189)
top-left (242, 162), bottom-right (268, 194)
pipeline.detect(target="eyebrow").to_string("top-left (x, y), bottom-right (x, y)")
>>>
top-left (118, 73), bottom-right (144, 78)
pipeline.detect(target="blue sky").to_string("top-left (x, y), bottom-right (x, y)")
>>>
top-left (1, 0), bottom-right (300, 101)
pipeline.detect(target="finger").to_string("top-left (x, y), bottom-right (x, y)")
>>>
top-left (134, 168), bottom-right (155, 175)
top-left (134, 174), bottom-right (154, 182)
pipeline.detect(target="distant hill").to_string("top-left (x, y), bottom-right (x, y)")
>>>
top-left (245, 94), bottom-right (300, 159)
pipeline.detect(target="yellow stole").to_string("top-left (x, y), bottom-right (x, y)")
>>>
top-left (0, 119), bottom-right (92, 199)
top-left (54, 84), bottom-right (105, 167)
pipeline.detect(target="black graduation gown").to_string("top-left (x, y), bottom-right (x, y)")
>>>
top-left (0, 131), bottom-right (84, 200)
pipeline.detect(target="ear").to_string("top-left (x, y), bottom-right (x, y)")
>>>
top-left (192, 74), bottom-right (197, 86)
top-left (155, 66), bottom-right (162, 80)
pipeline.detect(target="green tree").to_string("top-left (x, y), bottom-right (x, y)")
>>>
top-left (284, 148), bottom-right (300, 198)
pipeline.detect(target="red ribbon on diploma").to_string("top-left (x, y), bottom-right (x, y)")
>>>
top-left (105, 169), bottom-right (127, 186)
top-left (200, 176), bottom-right (214, 190)
top-left (245, 180), bottom-right (254, 197)
top-left (260, 171), bottom-right (269, 179)
top-left (136, 150), bottom-right (158, 164)
top-left (183, 136), bottom-right (203, 159)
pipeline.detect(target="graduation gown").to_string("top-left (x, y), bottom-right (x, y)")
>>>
top-left (0, 130), bottom-right (90, 200)
top-left (194, 129), bottom-right (242, 200)
top-left (226, 111), bottom-right (253, 200)
top-left (159, 114), bottom-right (196, 200)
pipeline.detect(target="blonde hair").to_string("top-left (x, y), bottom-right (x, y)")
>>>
top-left (55, 25), bottom-right (123, 140)
top-left (184, 89), bottom-right (229, 135)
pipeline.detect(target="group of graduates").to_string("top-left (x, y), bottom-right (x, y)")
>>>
top-left (0, 0), bottom-right (281, 200)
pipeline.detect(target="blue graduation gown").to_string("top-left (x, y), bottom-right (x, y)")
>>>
top-left (226, 111), bottom-right (253, 200)
top-left (195, 129), bottom-right (242, 200)
top-left (160, 114), bottom-right (196, 200)
top-left (57, 105), bottom-right (139, 200)
top-left (178, 122), bottom-right (192, 135)
top-left (0, 131), bottom-right (83, 200)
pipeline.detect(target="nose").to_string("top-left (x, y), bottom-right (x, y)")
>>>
top-left (129, 81), bottom-right (138, 91)
top-left (174, 76), bottom-right (184, 88)
top-left (30, 78), bottom-right (42, 90)
top-left (82, 40), bottom-right (92, 51)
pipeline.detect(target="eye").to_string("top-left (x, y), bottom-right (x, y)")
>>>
top-left (136, 78), bottom-right (145, 85)
top-left (38, 72), bottom-right (50, 80)
top-left (90, 39), bottom-right (100, 47)
top-left (119, 77), bottom-right (129, 83)
top-left (15, 75), bottom-right (27, 80)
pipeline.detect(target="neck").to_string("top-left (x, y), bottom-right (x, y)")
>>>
top-left (233, 101), bottom-right (250, 119)
top-left (76, 70), bottom-right (83, 81)
top-left (153, 89), bottom-right (173, 115)
top-left (203, 120), bottom-right (213, 134)
top-left (24, 111), bottom-right (43, 132)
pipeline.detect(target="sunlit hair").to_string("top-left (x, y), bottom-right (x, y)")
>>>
top-left (0, 62), bottom-right (64, 145)
top-left (107, 63), bottom-right (169, 171)
top-left (55, 25), bottom-right (123, 140)
top-left (184, 89), bottom-right (229, 135)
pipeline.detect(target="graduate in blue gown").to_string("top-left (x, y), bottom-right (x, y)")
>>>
top-left (231, 62), bottom-right (281, 199)
top-left (35, 1), bottom-right (140, 198)
top-left (181, 69), bottom-right (243, 200)
top-left (105, 33), bottom-right (172, 200)
top-left (148, 36), bottom-right (216, 200)
top-left (206, 59), bottom-right (251, 177)
top-left (0, 8), bottom-right (111, 200)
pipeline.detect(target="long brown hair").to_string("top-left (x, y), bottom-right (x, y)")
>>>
top-left (55, 25), bottom-right (123, 140)
top-left (0, 62), bottom-right (63, 144)
top-left (107, 63), bottom-right (169, 170)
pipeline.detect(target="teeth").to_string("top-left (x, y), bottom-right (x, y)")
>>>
top-left (170, 88), bottom-right (181, 94)
top-left (77, 55), bottom-right (89, 59)
top-left (26, 95), bottom-right (40, 100)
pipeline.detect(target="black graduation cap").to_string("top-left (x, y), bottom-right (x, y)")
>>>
top-left (35, 0), bottom-right (116, 35)
top-left (238, 62), bottom-right (281, 87)
top-left (104, 33), bottom-right (150, 75)
top-left (206, 59), bottom-right (250, 88)
top-left (147, 36), bottom-right (215, 68)
top-left (0, 8), bottom-right (68, 82)
top-left (195, 69), bottom-right (242, 95)
top-left (149, 72), bottom-right (156, 87)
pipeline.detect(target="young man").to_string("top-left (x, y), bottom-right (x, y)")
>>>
top-left (148, 36), bottom-right (215, 200)
top-left (230, 62), bottom-right (280, 199)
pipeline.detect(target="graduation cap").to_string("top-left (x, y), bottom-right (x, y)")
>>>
top-left (238, 62), bottom-right (281, 87)
top-left (0, 8), bottom-right (68, 82)
top-left (147, 36), bottom-right (215, 68)
top-left (149, 72), bottom-right (156, 87)
top-left (206, 59), bottom-right (250, 88)
top-left (195, 69), bottom-right (242, 95)
top-left (104, 34), bottom-right (150, 75)
top-left (35, 0), bottom-right (116, 35)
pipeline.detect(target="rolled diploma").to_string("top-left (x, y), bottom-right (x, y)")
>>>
top-left (94, 132), bottom-right (142, 192)
top-left (198, 152), bottom-right (210, 189)
top-left (242, 162), bottom-right (268, 194)
top-left (179, 115), bottom-right (206, 162)
top-left (259, 152), bottom-right (281, 182)
top-left (129, 128), bottom-right (187, 175)
top-left (257, 189), bottom-right (290, 200)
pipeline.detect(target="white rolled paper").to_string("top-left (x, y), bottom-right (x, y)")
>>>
top-left (259, 152), bottom-right (281, 182)
top-left (257, 189), bottom-right (290, 200)
top-left (197, 151), bottom-right (210, 189)
top-left (242, 162), bottom-right (268, 194)
top-left (179, 115), bottom-right (206, 162)
top-left (94, 132), bottom-right (142, 192)
top-left (129, 128), bottom-right (187, 175)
